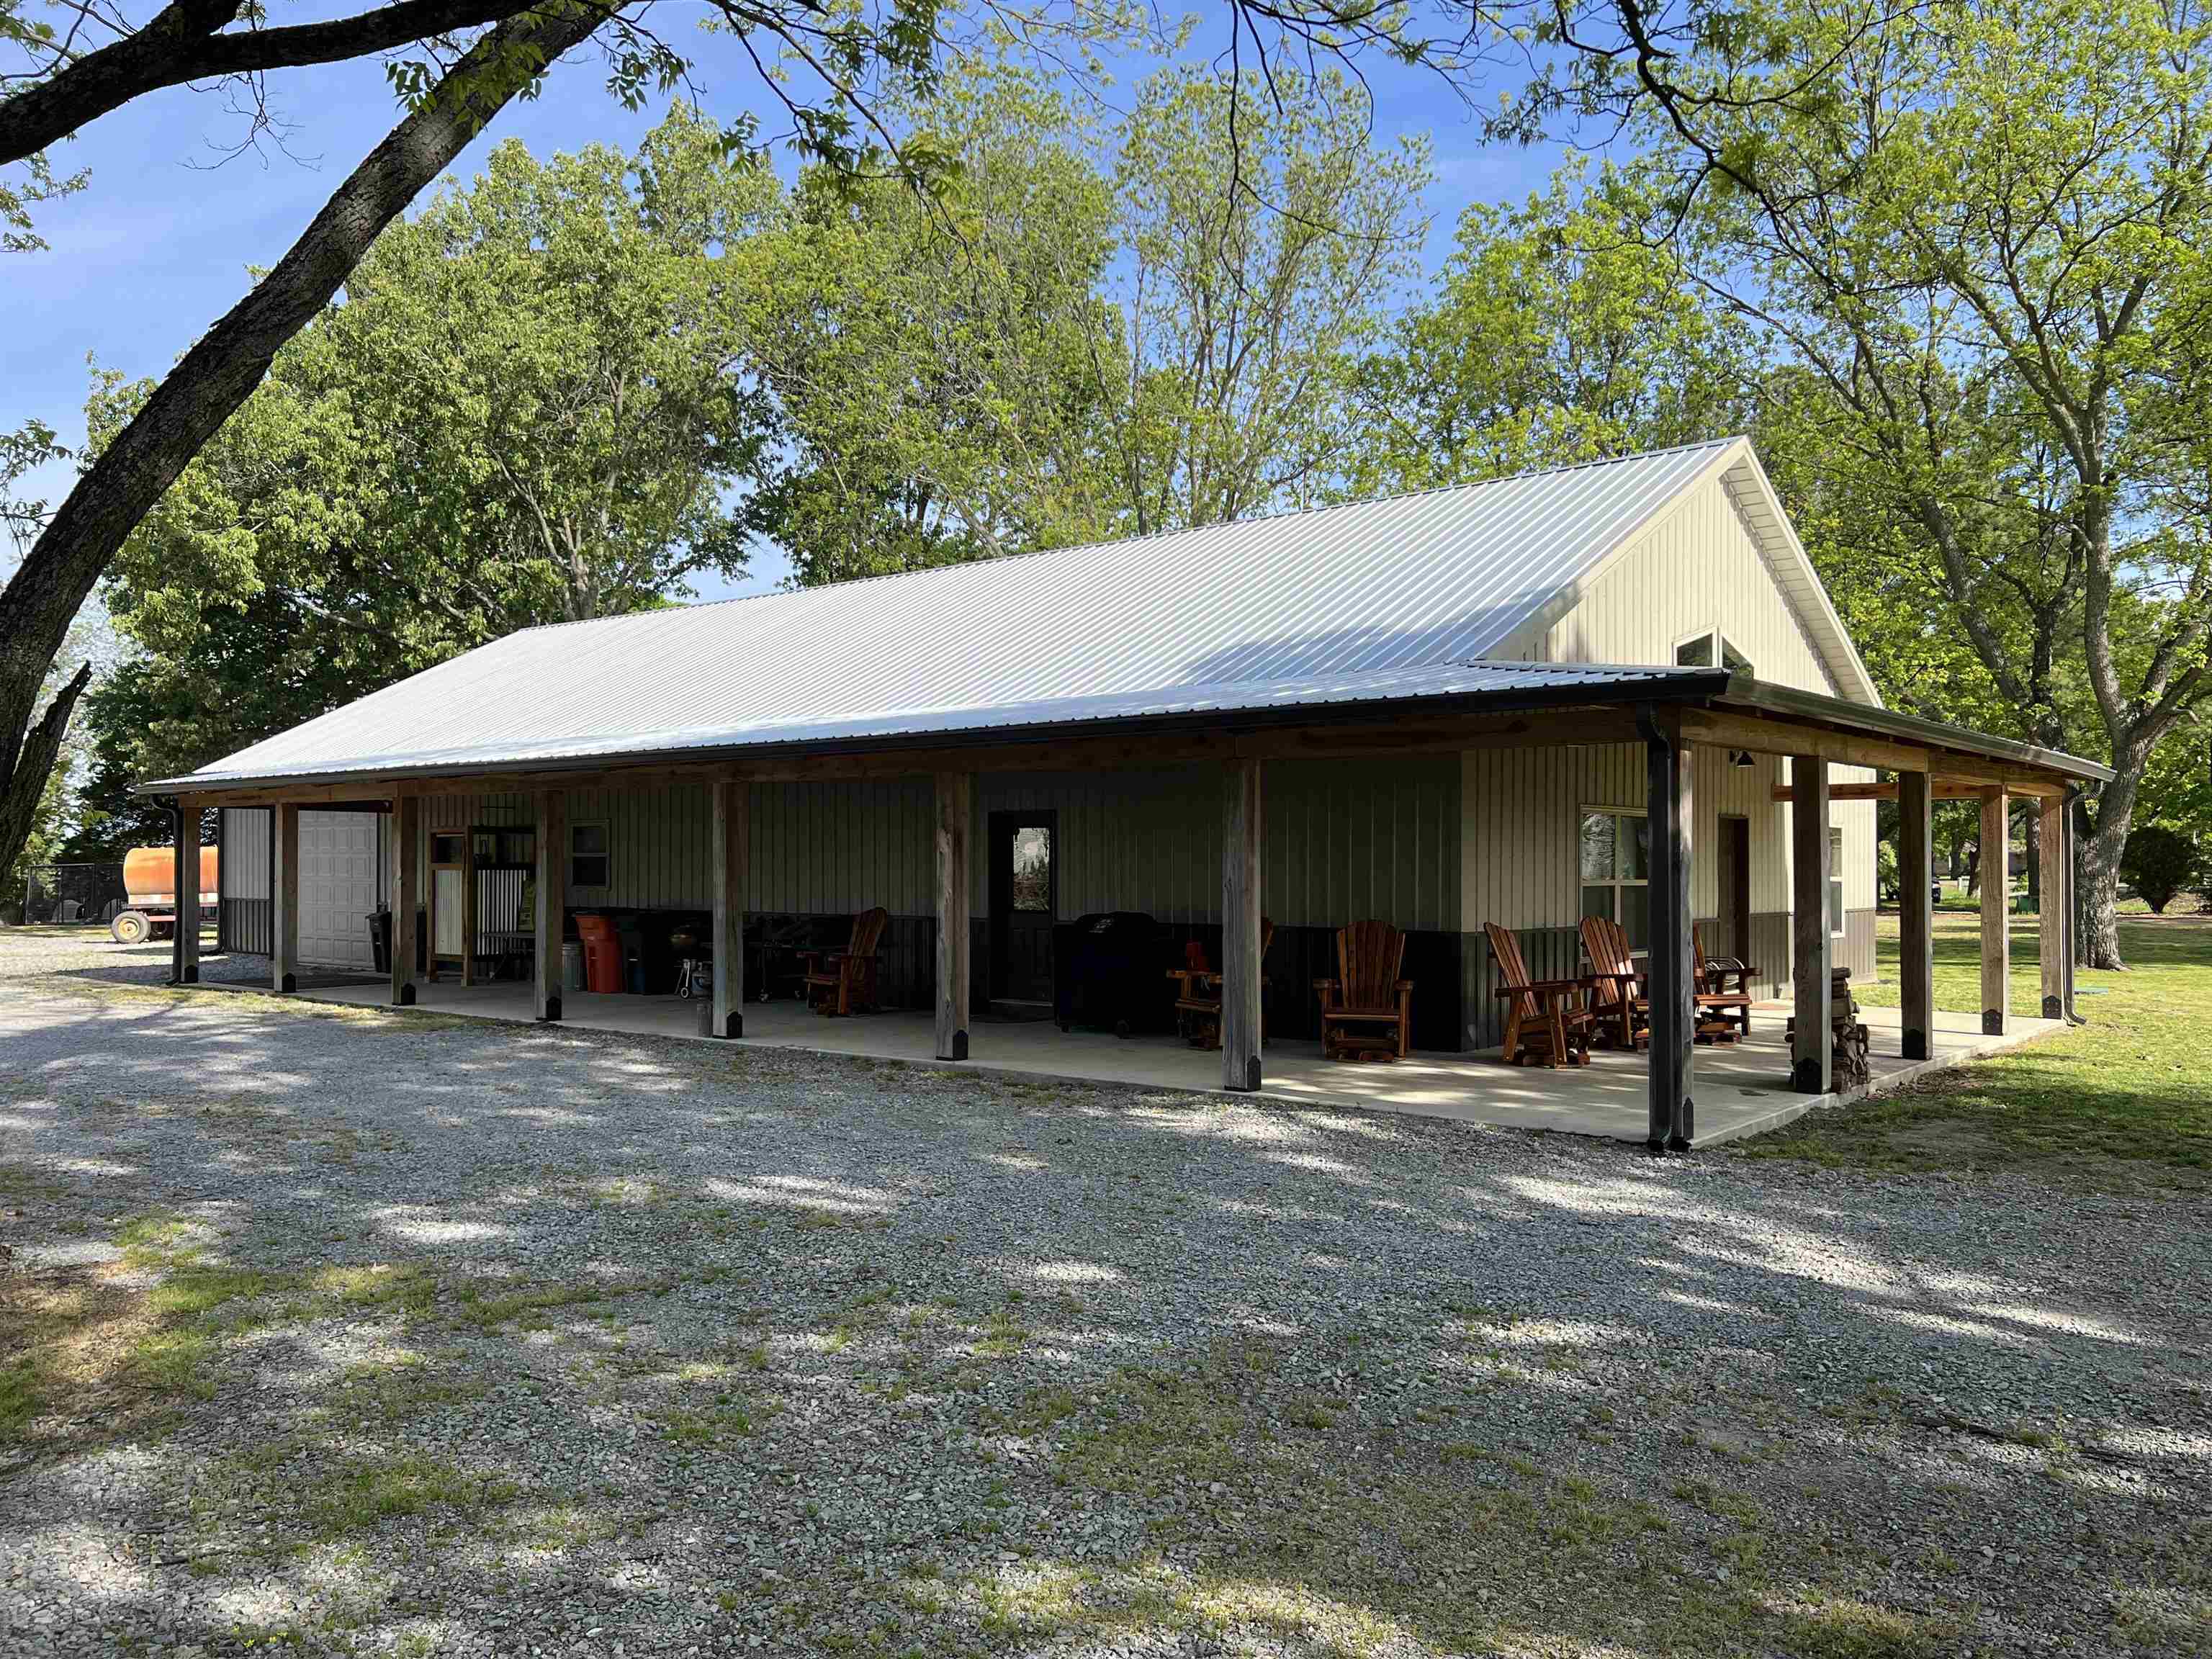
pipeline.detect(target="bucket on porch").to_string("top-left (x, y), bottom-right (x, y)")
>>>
top-left (562, 940), bottom-right (587, 993)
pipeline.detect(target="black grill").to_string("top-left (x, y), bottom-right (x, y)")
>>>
top-left (1053, 912), bottom-right (1172, 1037)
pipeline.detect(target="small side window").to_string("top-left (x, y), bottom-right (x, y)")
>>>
top-left (1827, 826), bottom-right (1846, 936)
top-left (1674, 631), bottom-right (1716, 667)
top-left (570, 822), bottom-right (611, 889)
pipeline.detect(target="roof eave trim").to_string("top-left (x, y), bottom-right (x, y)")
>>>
top-left (1717, 446), bottom-right (1882, 708)
top-left (137, 672), bottom-right (1738, 796)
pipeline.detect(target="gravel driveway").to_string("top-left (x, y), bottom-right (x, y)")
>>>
top-left (3, 931), bottom-right (2206, 1657)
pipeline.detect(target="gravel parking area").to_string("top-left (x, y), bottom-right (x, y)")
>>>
top-left (3, 931), bottom-right (2207, 1657)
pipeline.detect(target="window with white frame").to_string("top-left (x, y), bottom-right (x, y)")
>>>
top-left (1579, 808), bottom-right (1650, 950)
top-left (1674, 629), bottom-right (1753, 676)
top-left (1828, 826), bottom-right (1845, 936)
top-left (570, 821), bottom-right (611, 889)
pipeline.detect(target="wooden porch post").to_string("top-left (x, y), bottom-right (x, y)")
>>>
top-left (390, 791), bottom-right (418, 1007)
top-left (459, 819), bottom-right (477, 988)
top-left (1790, 755), bottom-right (1832, 1093)
top-left (711, 778), bottom-right (747, 1038)
top-left (272, 802), bottom-right (300, 994)
top-left (1642, 710), bottom-right (1694, 1150)
top-left (934, 773), bottom-right (971, 1060)
top-left (2059, 793), bottom-right (2080, 1020)
top-left (174, 797), bottom-right (201, 985)
top-left (2038, 795), bottom-right (2065, 1021)
top-left (535, 788), bottom-right (565, 1022)
top-left (1897, 769), bottom-right (1933, 1061)
top-left (1220, 757), bottom-right (1264, 1092)
top-left (1979, 786), bottom-right (2010, 1035)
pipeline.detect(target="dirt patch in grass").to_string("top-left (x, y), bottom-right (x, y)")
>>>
top-left (1, 1262), bottom-right (181, 1460)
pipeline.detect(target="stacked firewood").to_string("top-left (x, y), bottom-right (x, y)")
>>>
top-left (1787, 967), bottom-right (1871, 1089)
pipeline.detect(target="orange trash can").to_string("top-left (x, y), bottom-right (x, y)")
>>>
top-left (575, 914), bottom-right (625, 994)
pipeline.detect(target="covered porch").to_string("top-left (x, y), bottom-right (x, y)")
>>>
top-left (289, 976), bottom-right (2057, 1146)
top-left (168, 670), bottom-right (2111, 1153)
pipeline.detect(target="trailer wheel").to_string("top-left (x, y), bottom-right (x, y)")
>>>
top-left (111, 910), bottom-right (150, 945)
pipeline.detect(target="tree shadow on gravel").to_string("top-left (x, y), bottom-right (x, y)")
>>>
top-left (4, 981), bottom-right (2208, 1656)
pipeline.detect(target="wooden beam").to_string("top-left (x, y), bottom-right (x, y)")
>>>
top-left (711, 780), bottom-right (747, 1038)
top-left (1768, 778), bottom-right (2019, 803)
top-left (1220, 757), bottom-right (1264, 1092)
top-left (2038, 796), bottom-right (2065, 1021)
top-left (1897, 771), bottom-right (1935, 1056)
top-left (459, 819), bottom-right (477, 988)
top-left (2059, 799), bottom-right (2079, 1020)
top-left (535, 789), bottom-right (565, 1022)
top-left (933, 773), bottom-right (971, 1061)
top-left (1691, 709), bottom-right (2070, 793)
top-left (273, 803), bottom-right (300, 994)
top-left (1644, 714), bottom-right (1694, 1150)
top-left (1980, 786), bottom-right (2010, 1035)
top-left (174, 797), bottom-right (201, 985)
top-left (1791, 755), bottom-right (1833, 1093)
top-left (1897, 771), bottom-right (1934, 1061)
top-left (390, 791), bottom-right (418, 1007)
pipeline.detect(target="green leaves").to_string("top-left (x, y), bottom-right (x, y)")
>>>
top-left (1356, 161), bottom-right (1742, 493)
top-left (95, 104), bottom-right (778, 775)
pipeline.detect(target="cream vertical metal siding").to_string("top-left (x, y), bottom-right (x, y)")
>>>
top-left (1461, 744), bottom-right (1645, 933)
top-left (1514, 475), bottom-right (1842, 697)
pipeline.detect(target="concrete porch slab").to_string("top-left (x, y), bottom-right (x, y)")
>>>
top-left (291, 979), bottom-right (2058, 1146)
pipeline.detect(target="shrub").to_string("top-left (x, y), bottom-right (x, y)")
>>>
top-left (2120, 824), bottom-right (2206, 914)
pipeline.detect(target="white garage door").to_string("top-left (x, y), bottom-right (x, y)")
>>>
top-left (300, 811), bottom-right (383, 968)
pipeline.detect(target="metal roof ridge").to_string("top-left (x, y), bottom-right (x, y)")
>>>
top-left (495, 435), bottom-right (1753, 640)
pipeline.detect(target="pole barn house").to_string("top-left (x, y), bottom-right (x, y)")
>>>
top-left (150, 439), bottom-right (2110, 1148)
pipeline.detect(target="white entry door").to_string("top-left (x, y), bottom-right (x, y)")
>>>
top-left (299, 811), bottom-right (383, 968)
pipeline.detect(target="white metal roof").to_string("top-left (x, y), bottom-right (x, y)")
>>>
top-left (153, 437), bottom-right (1871, 789)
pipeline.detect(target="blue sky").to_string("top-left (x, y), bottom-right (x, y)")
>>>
top-left (5, 16), bottom-right (1568, 604)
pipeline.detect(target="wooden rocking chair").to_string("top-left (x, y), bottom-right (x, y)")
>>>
top-left (1313, 920), bottom-right (1413, 1061)
top-left (1578, 914), bottom-right (1650, 1050)
top-left (1486, 921), bottom-right (1593, 1067)
top-left (800, 907), bottom-right (889, 1016)
top-left (1168, 920), bottom-right (1273, 1049)
top-left (1692, 923), bottom-right (1755, 1040)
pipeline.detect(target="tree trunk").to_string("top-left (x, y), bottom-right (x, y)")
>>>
top-left (2077, 765), bottom-right (2141, 971)
top-left (0, 4), bottom-right (601, 882)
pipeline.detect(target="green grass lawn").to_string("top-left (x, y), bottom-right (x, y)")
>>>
top-left (1745, 909), bottom-right (2212, 1181)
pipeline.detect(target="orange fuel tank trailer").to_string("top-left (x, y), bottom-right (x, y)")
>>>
top-left (111, 845), bottom-right (220, 945)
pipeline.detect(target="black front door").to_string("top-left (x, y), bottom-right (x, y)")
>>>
top-left (1718, 814), bottom-right (1751, 958)
top-left (989, 811), bottom-right (1057, 1002)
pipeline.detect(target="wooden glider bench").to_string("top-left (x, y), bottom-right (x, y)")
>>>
top-left (800, 907), bottom-right (889, 1017)
top-left (1166, 920), bottom-right (1274, 1048)
top-left (1313, 920), bottom-right (1413, 1061)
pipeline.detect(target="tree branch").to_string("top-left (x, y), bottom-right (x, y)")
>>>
top-left (0, 0), bottom-right (549, 167)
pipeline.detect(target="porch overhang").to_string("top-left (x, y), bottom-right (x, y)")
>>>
top-left (138, 665), bottom-right (2110, 806)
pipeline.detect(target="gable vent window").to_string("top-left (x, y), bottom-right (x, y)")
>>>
top-left (1675, 630), bottom-right (1753, 676)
